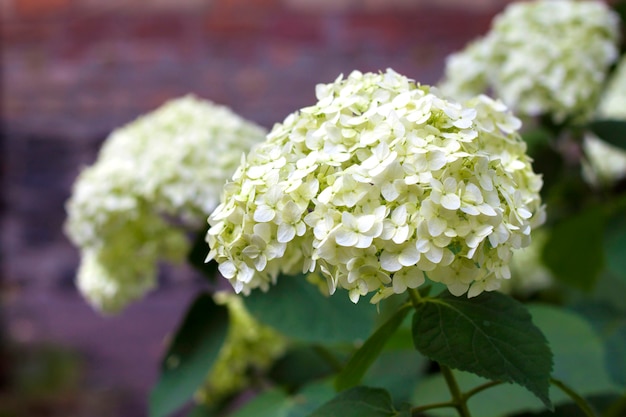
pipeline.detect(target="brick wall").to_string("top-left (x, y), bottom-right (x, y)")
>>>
top-left (2, 0), bottom-right (511, 18)
top-left (1, 0), bottom-right (512, 414)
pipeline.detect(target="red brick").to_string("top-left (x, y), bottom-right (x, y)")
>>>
top-left (212, 0), bottom-right (280, 9)
top-left (14, 0), bottom-right (74, 18)
top-left (266, 11), bottom-right (322, 42)
top-left (127, 14), bottom-right (187, 41)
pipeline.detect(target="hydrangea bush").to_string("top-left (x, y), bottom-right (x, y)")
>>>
top-left (65, 96), bottom-right (267, 312)
top-left (63, 1), bottom-right (626, 416)
top-left (439, 0), bottom-right (620, 122)
top-left (207, 69), bottom-right (545, 303)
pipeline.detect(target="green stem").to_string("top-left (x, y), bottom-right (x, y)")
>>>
top-left (411, 400), bottom-right (457, 416)
top-left (550, 377), bottom-right (597, 417)
top-left (408, 288), bottom-right (423, 309)
top-left (409, 376), bottom-right (502, 416)
top-left (441, 365), bottom-right (473, 417)
top-left (464, 380), bottom-right (504, 400)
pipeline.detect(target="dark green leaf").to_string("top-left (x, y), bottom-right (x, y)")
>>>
top-left (412, 304), bottom-right (619, 417)
top-left (188, 225), bottom-right (218, 281)
top-left (149, 293), bottom-right (229, 417)
top-left (244, 274), bottom-right (376, 343)
top-left (605, 323), bottom-right (626, 387)
top-left (309, 386), bottom-right (405, 417)
top-left (542, 205), bottom-right (606, 291)
top-left (604, 210), bottom-right (626, 285)
top-left (412, 291), bottom-right (553, 408)
top-left (335, 305), bottom-right (411, 391)
top-left (269, 345), bottom-right (339, 388)
top-left (587, 120), bottom-right (626, 151)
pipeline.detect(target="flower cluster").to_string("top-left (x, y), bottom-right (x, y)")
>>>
top-left (65, 96), bottom-right (267, 312)
top-left (583, 56), bottom-right (626, 186)
top-left (207, 69), bottom-right (545, 303)
top-left (195, 292), bottom-right (287, 406)
top-left (439, 0), bottom-right (620, 123)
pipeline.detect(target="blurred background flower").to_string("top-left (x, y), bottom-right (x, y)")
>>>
top-left (439, 0), bottom-right (620, 123)
top-left (64, 96), bottom-right (266, 313)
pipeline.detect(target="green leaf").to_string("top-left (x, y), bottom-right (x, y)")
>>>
top-left (244, 274), bottom-right (376, 344)
top-left (363, 349), bottom-right (428, 405)
top-left (573, 300), bottom-right (626, 337)
top-left (531, 305), bottom-right (618, 395)
top-left (522, 127), bottom-right (553, 156)
top-left (230, 381), bottom-right (335, 417)
top-left (188, 225), bottom-right (218, 281)
top-left (291, 381), bottom-right (340, 417)
top-left (335, 304), bottom-right (411, 391)
top-left (574, 298), bottom-right (626, 388)
top-left (542, 205), bottom-right (606, 291)
top-left (309, 386), bottom-right (408, 417)
top-left (149, 294), bottom-right (229, 417)
top-left (605, 323), bottom-right (626, 387)
top-left (269, 345), bottom-right (339, 388)
top-left (412, 304), bottom-right (619, 417)
top-left (412, 291), bottom-right (553, 408)
top-left (588, 120), bottom-right (626, 151)
top-left (604, 210), bottom-right (626, 285)
top-left (230, 389), bottom-right (292, 417)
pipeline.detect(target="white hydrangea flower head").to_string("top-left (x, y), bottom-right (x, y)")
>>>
top-left (195, 292), bottom-right (287, 406)
top-left (583, 56), bottom-right (626, 186)
top-left (597, 56), bottom-right (626, 120)
top-left (65, 96), bottom-right (267, 312)
top-left (439, 0), bottom-right (620, 123)
top-left (207, 69), bottom-right (545, 303)
top-left (582, 135), bottom-right (626, 186)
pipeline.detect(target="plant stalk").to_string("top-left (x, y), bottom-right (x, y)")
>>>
top-left (441, 365), bottom-right (473, 417)
top-left (408, 288), bottom-right (423, 309)
top-left (550, 377), bottom-right (597, 417)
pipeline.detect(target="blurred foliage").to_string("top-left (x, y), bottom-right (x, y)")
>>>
top-left (0, 342), bottom-right (129, 417)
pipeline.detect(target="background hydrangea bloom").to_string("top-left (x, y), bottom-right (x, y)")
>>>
top-left (583, 56), bottom-right (626, 186)
top-left (439, 0), bottom-right (620, 123)
top-left (501, 229), bottom-right (552, 297)
top-left (207, 69), bottom-right (545, 304)
top-left (195, 292), bottom-right (287, 406)
top-left (65, 96), bottom-right (267, 312)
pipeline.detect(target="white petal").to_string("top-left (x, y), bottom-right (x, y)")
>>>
top-left (357, 214), bottom-right (376, 233)
top-left (335, 229), bottom-right (359, 247)
top-left (399, 246), bottom-right (421, 266)
top-left (380, 251), bottom-right (403, 272)
top-left (253, 206), bottom-right (275, 222)
top-left (277, 223), bottom-right (296, 243)
top-left (441, 194), bottom-right (461, 210)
